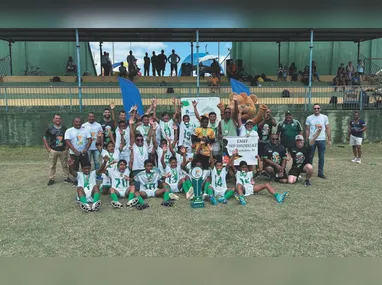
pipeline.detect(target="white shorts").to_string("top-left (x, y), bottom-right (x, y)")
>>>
top-left (213, 187), bottom-right (227, 197)
top-left (76, 186), bottom-right (94, 203)
top-left (237, 183), bottom-right (254, 196)
top-left (350, 135), bottom-right (362, 146)
top-left (141, 189), bottom-right (158, 198)
top-left (115, 188), bottom-right (128, 198)
top-left (169, 183), bottom-right (180, 193)
top-left (102, 173), bottom-right (111, 186)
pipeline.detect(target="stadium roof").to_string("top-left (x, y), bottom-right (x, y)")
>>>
top-left (1, 28), bottom-right (382, 43)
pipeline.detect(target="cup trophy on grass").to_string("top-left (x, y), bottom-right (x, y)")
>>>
top-left (189, 166), bottom-right (204, 208)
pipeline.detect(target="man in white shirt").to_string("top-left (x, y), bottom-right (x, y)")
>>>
top-left (168, 49), bottom-right (181, 76)
top-left (82, 112), bottom-right (103, 171)
top-left (305, 104), bottom-right (331, 179)
top-left (64, 117), bottom-right (92, 182)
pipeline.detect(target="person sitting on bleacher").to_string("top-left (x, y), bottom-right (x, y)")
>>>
top-left (210, 73), bottom-right (220, 93)
top-left (66, 56), bottom-right (77, 75)
top-left (119, 62), bottom-right (127, 78)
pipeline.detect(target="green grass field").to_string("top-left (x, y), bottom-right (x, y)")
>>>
top-left (0, 144), bottom-right (381, 257)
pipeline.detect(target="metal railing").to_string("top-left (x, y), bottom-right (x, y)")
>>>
top-left (0, 85), bottom-right (381, 112)
top-left (0, 55), bottom-right (11, 77)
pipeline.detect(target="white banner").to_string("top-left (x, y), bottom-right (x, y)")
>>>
top-left (222, 136), bottom-right (258, 166)
top-left (180, 97), bottom-right (221, 128)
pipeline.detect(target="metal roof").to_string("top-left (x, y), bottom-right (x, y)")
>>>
top-left (1, 28), bottom-right (382, 43)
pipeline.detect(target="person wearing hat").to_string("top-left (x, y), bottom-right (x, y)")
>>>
top-left (276, 111), bottom-right (303, 154)
top-left (288, 125), bottom-right (322, 186)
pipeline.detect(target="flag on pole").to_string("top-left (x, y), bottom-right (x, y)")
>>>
top-left (230, 78), bottom-right (250, 95)
top-left (118, 77), bottom-right (144, 116)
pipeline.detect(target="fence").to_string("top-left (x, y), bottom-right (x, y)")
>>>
top-left (0, 55), bottom-right (11, 77)
top-left (0, 85), bottom-right (381, 112)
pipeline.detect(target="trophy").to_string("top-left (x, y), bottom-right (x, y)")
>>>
top-left (189, 166), bottom-right (205, 208)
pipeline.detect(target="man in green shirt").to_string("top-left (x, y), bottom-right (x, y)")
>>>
top-left (276, 111), bottom-right (303, 153)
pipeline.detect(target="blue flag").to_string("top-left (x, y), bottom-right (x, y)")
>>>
top-left (230, 78), bottom-right (250, 95)
top-left (118, 77), bottom-right (144, 116)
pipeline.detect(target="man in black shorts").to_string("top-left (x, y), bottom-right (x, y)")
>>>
top-left (288, 125), bottom-right (322, 186)
top-left (262, 134), bottom-right (287, 183)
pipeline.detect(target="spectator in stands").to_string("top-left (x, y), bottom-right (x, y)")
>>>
top-left (126, 51), bottom-right (137, 81)
top-left (66, 56), bottom-right (77, 75)
top-left (210, 59), bottom-right (221, 78)
top-left (118, 62), bottom-right (127, 78)
top-left (352, 72), bottom-right (361, 85)
top-left (334, 63), bottom-right (347, 91)
top-left (227, 62), bottom-right (238, 79)
top-left (157, 50), bottom-right (168, 76)
top-left (277, 64), bottom-right (283, 82)
top-left (312, 61), bottom-right (321, 82)
top-left (357, 59), bottom-right (364, 81)
top-left (43, 114), bottom-right (71, 186)
top-left (168, 49), bottom-right (181, 76)
top-left (151, 51), bottom-right (158, 76)
top-left (346, 61), bottom-right (355, 80)
top-left (282, 66), bottom-right (288, 81)
top-left (260, 73), bottom-right (275, 82)
top-left (301, 65), bottom-right (310, 86)
top-left (289, 62), bottom-right (298, 82)
top-left (144, 52), bottom-right (150, 76)
top-left (106, 53), bottom-right (113, 76)
top-left (101, 52), bottom-right (110, 76)
top-left (210, 73), bottom-right (220, 93)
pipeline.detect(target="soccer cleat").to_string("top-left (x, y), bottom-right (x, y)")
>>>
top-left (64, 177), bottom-right (73, 184)
top-left (239, 196), bottom-right (247, 206)
top-left (136, 203), bottom-right (150, 210)
top-left (351, 157), bottom-right (358, 163)
top-left (161, 200), bottom-right (174, 207)
top-left (234, 193), bottom-right (240, 201)
top-left (202, 193), bottom-right (209, 200)
top-left (186, 187), bottom-right (194, 200)
top-left (91, 200), bottom-right (101, 211)
top-left (169, 193), bottom-right (180, 201)
top-left (79, 202), bottom-right (91, 212)
top-left (111, 201), bottom-right (123, 208)
top-left (304, 180), bottom-right (312, 187)
top-left (356, 158), bottom-right (361, 164)
top-left (126, 198), bottom-right (139, 207)
top-left (209, 195), bottom-right (217, 205)
top-left (217, 197), bottom-right (228, 204)
top-left (47, 179), bottom-right (55, 186)
top-left (276, 192), bottom-right (289, 203)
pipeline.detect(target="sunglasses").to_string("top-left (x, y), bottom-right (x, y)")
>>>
top-left (314, 107), bottom-right (320, 110)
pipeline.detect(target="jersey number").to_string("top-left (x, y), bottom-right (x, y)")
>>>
top-left (144, 183), bottom-right (156, 190)
top-left (115, 178), bottom-right (128, 188)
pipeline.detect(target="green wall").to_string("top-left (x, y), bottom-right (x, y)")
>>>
top-left (231, 39), bottom-right (382, 76)
top-left (0, 41), bottom-right (96, 76)
top-left (0, 110), bottom-right (380, 146)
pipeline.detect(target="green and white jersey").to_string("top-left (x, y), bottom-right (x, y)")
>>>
top-left (135, 169), bottom-right (162, 191)
top-left (107, 167), bottom-right (130, 191)
top-left (77, 170), bottom-right (97, 191)
top-left (157, 146), bottom-right (173, 174)
top-left (165, 165), bottom-right (183, 185)
top-left (101, 149), bottom-right (120, 169)
top-left (136, 124), bottom-right (151, 142)
top-left (179, 122), bottom-right (194, 148)
top-left (235, 171), bottom-right (254, 187)
top-left (132, 142), bottom-right (151, 171)
top-left (115, 127), bottom-right (131, 157)
top-left (211, 167), bottom-right (228, 191)
top-left (159, 119), bottom-right (174, 140)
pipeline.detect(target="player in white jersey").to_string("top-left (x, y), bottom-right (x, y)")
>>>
top-left (96, 139), bottom-right (120, 194)
top-left (105, 159), bottom-right (138, 208)
top-left (134, 160), bottom-right (175, 209)
top-left (115, 120), bottom-right (132, 162)
top-left (204, 145), bottom-right (237, 205)
top-left (163, 155), bottom-right (193, 199)
top-left (68, 155), bottom-right (108, 212)
top-left (155, 129), bottom-right (178, 175)
top-left (234, 160), bottom-right (288, 206)
top-left (178, 114), bottom-right (194, 154)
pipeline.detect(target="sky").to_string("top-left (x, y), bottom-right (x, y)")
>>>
top-left (89, 41), bottom-right (232, 76)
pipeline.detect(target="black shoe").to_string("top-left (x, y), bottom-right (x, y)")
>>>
top-left (318, 174), bottom-right (327, 179)
top-left (161, 201), bottom-right (174, 207)
top-left (64, 177), bottom-right (73, 184)
top-left (304, 180), bottom-right (312, 186)
top-left (47, 179), bottom-right (55, 186)
top-left (136, 203), bottom-right (149, 210)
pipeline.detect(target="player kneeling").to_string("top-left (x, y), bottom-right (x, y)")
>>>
top-left (134, 160), bottom-right (175, 210)
top-left (106, 159), bottom-right (137, 209)
top-left (69, 156), bottom-right (108, 212)
top-left (234, 160), bottom-right (288, 206)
